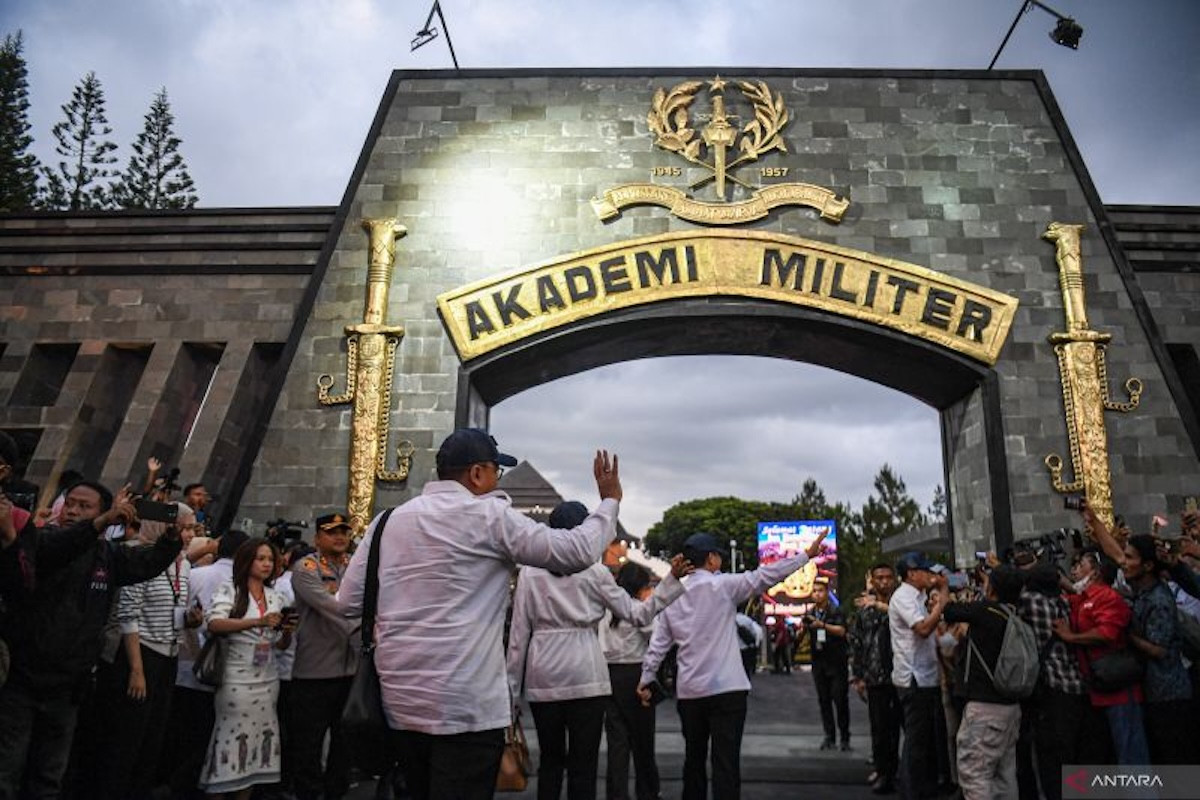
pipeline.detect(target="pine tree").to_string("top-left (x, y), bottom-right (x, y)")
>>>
top-left (0, 31), bottom-right (40, 211)
top-left (112, 87), bottom-right (197, 209)
top-left (41, 71), bottom-right (118, 210)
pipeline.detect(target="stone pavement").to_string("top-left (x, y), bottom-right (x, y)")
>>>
top-left (350, 666), bottom-right (883, 799)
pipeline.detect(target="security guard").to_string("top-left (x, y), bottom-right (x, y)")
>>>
top-left (289, 512), bottom-right (361, 800)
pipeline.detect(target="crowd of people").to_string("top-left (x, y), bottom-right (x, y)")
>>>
top-left (3, 426), bottom-right (1200, 800)
top-left (833, 500), bottom-right (1200, 800)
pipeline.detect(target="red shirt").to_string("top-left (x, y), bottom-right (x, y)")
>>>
top-left (1067, 581), bottom-right (1143, 706)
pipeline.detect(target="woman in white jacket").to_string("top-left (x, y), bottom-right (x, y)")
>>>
top-left (507, 501), bottom-right (692, 800)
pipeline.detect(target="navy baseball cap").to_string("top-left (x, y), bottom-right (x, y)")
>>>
top-left (435, 428), bottom-right (518, 471)
top-left (896, 552), bottom-right (935, 573)
top-left (682, 533), bottom-right (729, 560)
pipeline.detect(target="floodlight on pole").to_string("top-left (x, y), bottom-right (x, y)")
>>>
top-left (988, 0), bottom-right (1083, 70)
top-left (411, 0), bottom-right (460, 70)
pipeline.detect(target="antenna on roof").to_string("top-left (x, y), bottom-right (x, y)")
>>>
top-left (411, 1), bottom-right (460, 70)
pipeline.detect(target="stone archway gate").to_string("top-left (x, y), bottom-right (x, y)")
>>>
top-left (238, 68), bottom-right (1200, 563)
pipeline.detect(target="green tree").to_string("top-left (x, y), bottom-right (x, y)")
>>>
top-left (927, 484), bottom-right (947, 522)
top-left (645, 496), bottom-right (799, 570)
top-left (0, 31), bottom-right (40, 211)
top-left (41, 71), bottom-right (117, 209)
top-left (843, 464), bottom-right (928, 590)
top-left (112, 87), bottom-right (197, 209)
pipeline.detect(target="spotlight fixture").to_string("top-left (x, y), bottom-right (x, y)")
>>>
top-left (1049, 16), bottom-right (1083, 50)
top-left (988, 0), bottom-right (1084, 69)
top-left (411, 0), bottom-right (459, 70)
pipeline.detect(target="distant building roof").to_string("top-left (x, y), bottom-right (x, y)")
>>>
top-left (498, 461), bottom-right (563, 523)
top-left (498, 460), bottom-right (636, 542)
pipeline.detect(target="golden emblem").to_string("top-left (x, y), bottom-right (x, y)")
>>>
top-left (592, 76), bottom-right (849, 225)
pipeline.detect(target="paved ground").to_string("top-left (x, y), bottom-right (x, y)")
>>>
top-left (350, 666), bottom-right (883, 799)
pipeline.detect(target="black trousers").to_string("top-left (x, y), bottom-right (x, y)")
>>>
top-left (605, 664), bottom-right (659, 800)
top-left (290, 676), bottom-right (353, 800)
top-left (159, 685), bottom-right (215, 799)
top-left (897, 683), bottom-right (940, 800)
top-left (811, 657), bottom-right (850, 742)
top-left (96, 644), bottom-right (177, 800)
top-left (530, 696), bottom-right (607, 800)
top-left (1028, 687), bottom-right (1087, 800)
top-left (676, 691), bottom-right (748, 800)
top-left (392, 727), bottom-right (505, 800)
top-left (866, 684), bottom-right (901, 783)
top-left (772, 644), bottom-right (791, 674)
top-left (0, 679), bottom-right (79, 800)
top-left (1143, 700), bottom-right (1197, 765)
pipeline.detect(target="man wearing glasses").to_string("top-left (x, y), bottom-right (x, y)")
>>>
top-left (338, 428), bottom-right (624, 800)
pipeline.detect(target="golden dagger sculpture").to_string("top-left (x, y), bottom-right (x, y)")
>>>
top-left (1043, 222), bottom-right (1142, 530)
top-left (316, 218), bottom-right (415, 537)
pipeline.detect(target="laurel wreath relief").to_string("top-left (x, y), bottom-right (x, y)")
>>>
top-left (646, 78), bottom-right (789, 172)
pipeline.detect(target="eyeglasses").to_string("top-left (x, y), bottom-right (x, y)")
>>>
top-left (493, 463), bottom-right (505, 479)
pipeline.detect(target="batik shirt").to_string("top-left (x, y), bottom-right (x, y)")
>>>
top-left (850, 604), bottom-right (893, 687)
top-left (1130, 579), bottom-right (1192, 703)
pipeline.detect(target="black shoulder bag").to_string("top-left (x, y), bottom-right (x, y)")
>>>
top-left (340, 508), bottom-right (395, 776)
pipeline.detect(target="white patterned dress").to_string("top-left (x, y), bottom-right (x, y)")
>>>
top-left (198, 580), bottom-right (285, 793)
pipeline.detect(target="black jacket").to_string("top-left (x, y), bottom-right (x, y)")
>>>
top-left (0, 519), bottom-right (181, 692)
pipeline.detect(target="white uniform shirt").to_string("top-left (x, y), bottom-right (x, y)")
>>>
top-left (640, 551), bottom-right (811, 699)
top-left (337, 481), bottom-right (618, 735)
top-left (176, 558), bottom-right (233, 691)
top-left (600, 613), bottom-right (655, 665)
top-left (507, 563), bottom-right (684, 702)
top-left (888, 581), bottom-right (940, 688)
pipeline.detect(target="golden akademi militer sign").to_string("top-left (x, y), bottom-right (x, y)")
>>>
top-left (436, 230), bottom-right (1018, 365)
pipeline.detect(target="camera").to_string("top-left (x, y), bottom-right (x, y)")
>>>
top-left (1064, 495), bottom-right (1085, 511)
top-left (266, 518), bottom-right (306, 549)
top-left (134, 498), bottom-right (179, 523)
top-left (1, 489), bottom-right (37, 511)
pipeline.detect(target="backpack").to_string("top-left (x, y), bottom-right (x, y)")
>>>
top-left (736, 620), bottom-right (756, 647)
top-left (965, 605), bottom-right (1040, 700)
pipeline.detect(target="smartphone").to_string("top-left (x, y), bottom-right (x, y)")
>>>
top-left (1, 489), bottom-right (37, 510)
top-left (1063, 495), bottom-right (1085, 511)
top-left (134, 498), bottom-right (178, 523)
top-left (948, 572), bottom-right (969, 591)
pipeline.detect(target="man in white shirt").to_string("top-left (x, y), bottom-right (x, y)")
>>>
top-left (338, 429), bottom-right (623, 800)
top-left (638, 530), bottom-right (829, 800)
top-left (888, 552), bottom-right (948, 800)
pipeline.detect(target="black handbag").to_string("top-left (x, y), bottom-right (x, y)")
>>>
top-left (1086, 647), bottom-right (1143, 693)
top-left (192, 633), bottom-right (225, 687)
top-left (340, 508), bottom-right (395, 776)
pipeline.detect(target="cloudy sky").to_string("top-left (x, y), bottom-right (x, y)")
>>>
top-left (6, 1), bottom-right (1198, 537)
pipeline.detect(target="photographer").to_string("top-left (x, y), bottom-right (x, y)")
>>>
top-left (0, 481), bottom-right (182, 799)
top-left (803, 577), bottom-right (851, 751)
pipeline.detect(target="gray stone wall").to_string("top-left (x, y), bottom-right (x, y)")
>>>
top-left (244, 69), bottom-right (1200, 549)
top-left (0, 209), bottom-right (329, 520)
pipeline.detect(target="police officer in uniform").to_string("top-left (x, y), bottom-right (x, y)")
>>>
top-left (289, 512), bottom-right (361, 800)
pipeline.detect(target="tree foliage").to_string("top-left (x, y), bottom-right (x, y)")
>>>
top-left (0, 30), bottom-right (40, 211)
top-left (112, 87), bottom-right (197, 209)
top-left (645, 466), bottom-right (936, 596)
top-left (41, 71), bottom-right (118, 210)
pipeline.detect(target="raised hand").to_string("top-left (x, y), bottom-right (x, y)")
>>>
top-left (593, 450), bottom-right (622, 503)
top-left (669, 554), bottom-right (695, 579)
